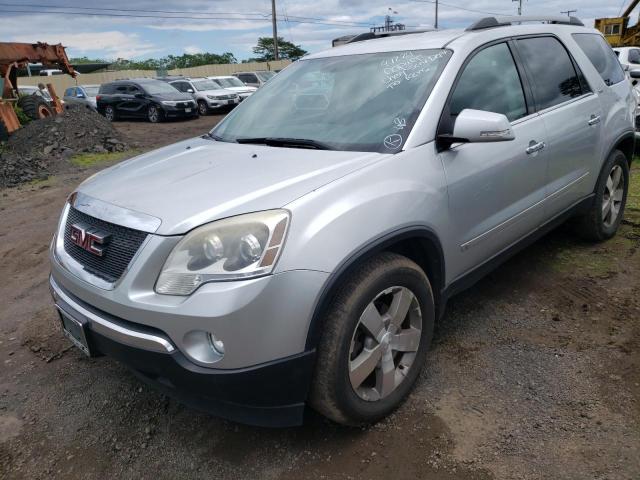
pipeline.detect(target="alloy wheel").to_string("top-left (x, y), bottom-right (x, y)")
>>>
top-left (348, 286), bottom-right (422, 402)
top-left (104, 107), bottom-right (114, 121)
top-left (148, 106), bottom-right (159, 123)
top-left (602, 165), bottom-right (624, 228)
top-left (198, 101), bottom-right (208, 115)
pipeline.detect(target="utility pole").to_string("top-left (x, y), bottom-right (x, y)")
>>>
top-left (512, 0), bottom-right (522, 15)
top-left (435, 0), bottom-right (438, 29)
top-left (560, 9), bottom-right (577, 18)
top-left (271, 0), bottom-right (279, 61)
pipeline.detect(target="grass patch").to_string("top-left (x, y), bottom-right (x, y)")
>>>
top-left (626, 162), bottom-right (640, 224)
top-left (70, 150), bottom-right (139, 168)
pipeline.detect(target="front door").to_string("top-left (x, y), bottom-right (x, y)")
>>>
top-left (438, 41), bottom-right (549, 280)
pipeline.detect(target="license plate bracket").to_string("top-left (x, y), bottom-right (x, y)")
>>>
top-left (58, 309), bottom-right (92, 356)
top-left (185, 107), bottom-right (192, 113)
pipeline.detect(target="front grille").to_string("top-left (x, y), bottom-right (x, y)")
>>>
top-left (63, 207), bottom-right (148, 282)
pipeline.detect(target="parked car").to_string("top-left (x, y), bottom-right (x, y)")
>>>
top-left (50, 17), bottom-right (634, 427)
top-left (96, 78), bottom-right (197, 123)
top-left (63, 85), bottom-right (99, 110)
top-left (208, 75), bottom-right (257, 101)
top-left (232, 70), bottom-right (276, 88)
top-left (161, 76), bottom-right (239, 115)
top-left (613, 46), bottom-right (640, 71)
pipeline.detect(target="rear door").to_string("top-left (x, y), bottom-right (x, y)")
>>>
top-left (514, 36), bottom-right (602, 217)
top-left (438, 41), bottom-right (549, 276)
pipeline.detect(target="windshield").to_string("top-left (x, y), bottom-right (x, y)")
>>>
top-left (83, 86), bottom-right (99, 97)
top-left (141, 81), bottom-right (180, 95)
top-left (193, 80), bottom-right (221, 91)
top-left (212, 49), bottom-right (451, 152)
top-left (256, 71), bottom-right (276, 81)
top-left (213, 77), bottom-right (245, 88)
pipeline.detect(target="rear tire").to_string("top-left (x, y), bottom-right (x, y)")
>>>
top-left (147, 105), bottom-right (163, 123)
top-left (17, 95), bottom-right (53, 120)
top-left (575, 150), bottom-right (629, 241)
top-left (103, 105), bottom-right (117, 122)
top-left (197, 100), bottom-right (208, 116)
top-left (309, 252), bottom-right (435, 426)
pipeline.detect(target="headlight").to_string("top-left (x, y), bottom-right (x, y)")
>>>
top-left (206, 95), bottom-right (217, 100)
top-left (161, 100), bottom-right (177, 106)
top-left (155, 210), bottom-right (290, 295)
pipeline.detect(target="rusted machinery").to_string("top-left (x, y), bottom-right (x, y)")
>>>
top-left (0, 42), bottom-right (76, 139)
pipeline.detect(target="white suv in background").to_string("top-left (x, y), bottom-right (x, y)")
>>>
top-left (165, 77), bottom-right (240, 115)
top-left (208, 76), bottom-right (257, 101)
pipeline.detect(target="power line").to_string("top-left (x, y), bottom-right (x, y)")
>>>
top-left (410, 0), bottom-right (504, 17)
top-left (0, 8), bottom-right (373, 28)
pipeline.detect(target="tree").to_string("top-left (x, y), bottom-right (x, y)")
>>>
top-left (70, 52), bottom-right (238, 71)
top-left (252, 37), bottom-right (307, 61)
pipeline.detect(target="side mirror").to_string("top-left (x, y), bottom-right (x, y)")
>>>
top-left (187, 89), bottom-right (194, 93)
top-left (629, 69), bottom-right (640, 79)
top-left (440, 109), bottom-right (515, 148)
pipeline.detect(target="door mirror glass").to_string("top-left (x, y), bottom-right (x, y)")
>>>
top-left (629, 69), bottom-right (640, 79)
top-left (186, 88), bottom-right (194, 93)
top-left (449, 109), bottom-right (515, 144)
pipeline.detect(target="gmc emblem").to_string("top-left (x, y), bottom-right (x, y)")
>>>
top-left (69, 223), bottom-right (111, 257)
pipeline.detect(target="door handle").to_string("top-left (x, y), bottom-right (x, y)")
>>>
top-left (526, 141), bottom-right (546, 155)
top-left (588, 115), bottom-right (601, 126)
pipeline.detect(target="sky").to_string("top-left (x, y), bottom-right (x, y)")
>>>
top-left (0, 0), bottom-right (635, 61)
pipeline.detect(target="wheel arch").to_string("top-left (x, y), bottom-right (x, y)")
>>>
top-left (609, 131), bottom-right (635, 168)
top-left (304, 226), bottom-right (445, 351)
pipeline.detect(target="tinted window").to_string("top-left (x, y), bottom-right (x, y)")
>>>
top-left (572, 34), bottom-right (625, 86)
top-left (517, 37), bottom-right (583, 110)
top-left (450, 42), bottom-right (527, 122)
top-left (115, 85), bottom-right (128, 93)
top-left (98, 84), bottom-right (115, 94)
top-left (239, 74), bottom-right (258, 83)
top-left (64, 88), bottom-right (74, 96)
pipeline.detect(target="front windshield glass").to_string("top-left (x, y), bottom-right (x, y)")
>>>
top-left (212, 49), bottom-right (451, 152)
top-left (83, 86), bottom-right (99, 96)
top-left (142, 81), bottom-right (180, 95)
top-left (193, 80), bottom-right (221, 91)
top-left (256, 71), bottom-right (276, 81)
top-left (214, 77), bottom-right (245, 88)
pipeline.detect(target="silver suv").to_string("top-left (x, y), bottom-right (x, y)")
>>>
top-left (166, 77), bottom-right (240, 115)
top-left (50, 17), bottom-right (634, 427)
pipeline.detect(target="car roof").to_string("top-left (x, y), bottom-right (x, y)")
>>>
top-left (306, 21), bottom-right (594, 60)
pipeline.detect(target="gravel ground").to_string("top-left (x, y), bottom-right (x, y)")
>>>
top-left (0, 120), bottom-right (638, 479)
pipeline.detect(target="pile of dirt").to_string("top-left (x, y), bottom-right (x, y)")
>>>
top-left (0, 105), bottom-right (128, 188)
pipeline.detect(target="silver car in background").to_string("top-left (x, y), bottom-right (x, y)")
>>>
top-left (49, 16), bottom-right (634, 427)
top-left (208, 75), bottom-right (257, 101)
top-left (63, 85), bottom-right (100, 110)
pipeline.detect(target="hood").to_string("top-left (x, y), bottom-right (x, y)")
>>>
top-left (78, 137), bottom-right (383, 235)
top-left (199, 88), bottom-right (236, 96)
top-left (225, 86), bottom-right (257, 93)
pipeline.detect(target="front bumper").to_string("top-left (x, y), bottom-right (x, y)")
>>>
top-left (162, 103), bottom-right (197, 118)
top-left (207, 98), bottom-right (239, 109)
top-left (50, 275), bottom-right (316, 427)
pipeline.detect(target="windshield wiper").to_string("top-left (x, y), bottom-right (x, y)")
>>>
top-left (203, 132), bottom-right (232, 142)
top-left (236, 137), bottom-right (332, 150)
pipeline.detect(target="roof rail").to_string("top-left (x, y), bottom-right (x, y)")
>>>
top-left (466, 15), bottom-right (584, 31)
top-left (344, 28), bottom-right (435, 44)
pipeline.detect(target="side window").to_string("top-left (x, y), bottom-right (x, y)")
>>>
top-left (449, 42), bottom-right (527, 122)
top-left (115, 85), bottom-right (128, 93)
top-left (572, 34), bottom-right (625, 86)
top-left (172, 82), bottom-right (188, 92)
top-left (128, 85), bottom-right (141, 94)
top-left (516, 37), bottom-right (583, 110)
top-left (64, 88), bottom-right (74, 96)
top-left (629, 48), bottom-right (640, 64)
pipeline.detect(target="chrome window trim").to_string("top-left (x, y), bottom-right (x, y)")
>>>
top-left (70, 191), bottom-right (162, 234)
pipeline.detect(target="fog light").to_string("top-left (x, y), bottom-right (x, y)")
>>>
top-left (208, 333), bottom-right (225, 355)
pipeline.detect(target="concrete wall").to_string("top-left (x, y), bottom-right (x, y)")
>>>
top-left (17, 60), bottom-right (292, 93)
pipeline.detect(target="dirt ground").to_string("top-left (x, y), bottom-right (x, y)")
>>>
top-left (0, 116), bottom-right (638, 480)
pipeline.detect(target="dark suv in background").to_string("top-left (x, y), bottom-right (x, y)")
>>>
top-left (96, 78), bottom-right (197, 123)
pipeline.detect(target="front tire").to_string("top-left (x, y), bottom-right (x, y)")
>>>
top-left (575, 150), bottom-right (629, 241)
top-left (309, 252), bottom-right (435, 426)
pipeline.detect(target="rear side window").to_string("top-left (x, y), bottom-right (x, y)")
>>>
top-left (572, 34), bottom-right (625, 86)
top-left (516, 37), bottom-right (583, 110)
top-left (450, 42), bottom-right (527, 122)
top-left (98, 84), bottom-right (114, 94)
top-left (64, 88), bottom-right (75, 96)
